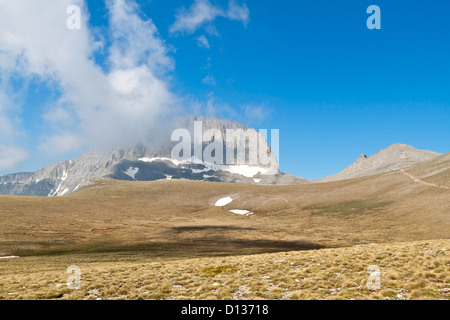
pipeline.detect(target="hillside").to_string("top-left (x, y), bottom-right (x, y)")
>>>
top-left (317, 144), bottom-right (441, 182)
top-left (0, 158), bottom-right (448, 258)
top-left (403, 153), bottom-right (450, 187)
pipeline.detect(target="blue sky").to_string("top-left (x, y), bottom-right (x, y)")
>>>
top-left (0, 0), bottom-right (449, 179)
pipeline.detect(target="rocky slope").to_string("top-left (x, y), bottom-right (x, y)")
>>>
top-left (316, 143), bottom-right (442, 182)
top-left (0, 117), bottom-right (305, 196)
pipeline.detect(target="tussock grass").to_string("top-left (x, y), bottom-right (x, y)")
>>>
top-left (0, 239), bottom-right (448, 300)
top-left (201, 266), bottom-right (239, 275)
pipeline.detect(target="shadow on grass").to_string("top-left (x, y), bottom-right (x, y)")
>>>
top-left (13, 238), bottom-right (327, 259)
top-left (169, 225), bottom-right (258, 232)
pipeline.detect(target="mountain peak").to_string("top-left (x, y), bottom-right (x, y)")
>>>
top-left (356, 154), bottom-right (368, 162)
top-left (0, 117), bottom-right (305, 196)
top-left (318, 143), bottom-right (441, 182)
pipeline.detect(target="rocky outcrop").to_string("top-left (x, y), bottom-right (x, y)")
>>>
top-left (316, 143), bottom-right (441, 182)
top-left (0, 117), bottom-right (305, 196)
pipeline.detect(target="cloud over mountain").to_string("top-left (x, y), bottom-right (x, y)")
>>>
top-left (0, 0), bottom-right (177, 170)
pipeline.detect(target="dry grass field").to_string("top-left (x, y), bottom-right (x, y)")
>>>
top-left (0, 239), bottom-right (448, 300)
top-left (0, 155), bottom-right (449, 300)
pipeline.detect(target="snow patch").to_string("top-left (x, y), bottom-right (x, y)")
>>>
top-left (139, 157), bottom-right (190, 167)
top-left (123, 167), bottom-right (139, 180)
top-left (192, 164), bottom-right (269, 178)
top-left (139, 157), bottom-right (271, 178)
top-left (0, 256), bottom-right (20, 259)
top-left (215, 197), bottom-right (233, 207)
top-left (229, 210), bottom-right (253, 216)
top-left (49, 183), bottom-right (62, 197)
top-left (253, 179), bottom-right (261, 183)
top-left (59, 189), bottom-right (70, 196)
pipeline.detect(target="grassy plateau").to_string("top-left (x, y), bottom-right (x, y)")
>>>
top-left (0, 158), bottom-right (449, 300)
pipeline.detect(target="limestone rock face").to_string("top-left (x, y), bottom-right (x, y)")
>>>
top-left (0, 117), bottom-right (305, 196)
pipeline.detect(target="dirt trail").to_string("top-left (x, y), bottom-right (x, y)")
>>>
top-left (400, 169), bottom-right (450, 190)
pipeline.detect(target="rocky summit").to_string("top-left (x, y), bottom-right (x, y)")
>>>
top-left (0, 117), bottom-right (305, 197)
top-left (317, 143), bottom-right (442, 182)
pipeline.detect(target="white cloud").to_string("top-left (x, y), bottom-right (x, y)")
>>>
top-left (108, 0), bottom-right (174, 74)
top-left (185, 94), bottom-right (270, 126)
top-left (0, 0), bottom-right (255, 172)
top-left (188, 95), bottom-right (239, 120)
top-left (204, 24), bottom-right (220, 37)
top-left (0, 145), bottom-right (28, 171)
top-left (241, 104), bottom-right (273, 123)
top-left (41, 133), bottom-right (84, 155)
top-left (170, 0), bottom-right (222, 35)
top-left (202, 75), bottom-right (216, 86)
top-left (0, 72), bottom-right (27, 169)
top-left (169, 0), bottom-right (249, 35)
top-left (226, 0), bottom-right (250, 26)
top-left (42, 107), bottom-right (74, 125)
top-left (0, 106), bottom-right (15, 142)
top-left (0, 0), bottom-right (178, 157)
top-left (196, 35), bottom-right (210, 49)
